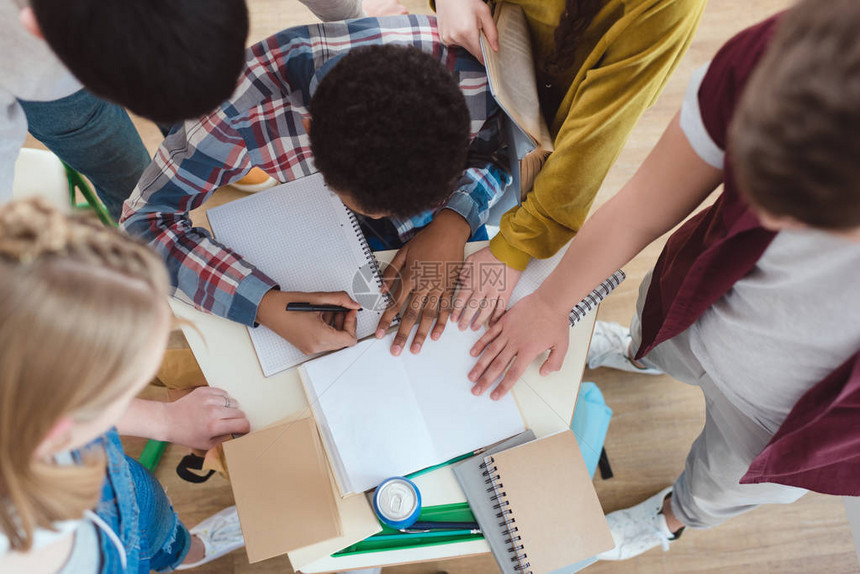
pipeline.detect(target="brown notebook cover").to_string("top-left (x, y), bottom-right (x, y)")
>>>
top-left (223, 417), bottom-right (342, 563)
top-left (485, 431), bottom-right (614, 573)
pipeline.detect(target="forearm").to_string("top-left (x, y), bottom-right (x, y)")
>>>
top-left (117, 399), bottom-right (170, 442)
top-left (493, 0), bottom-right (707, 269)
top-left (298, 0), bottom-right (364, 20)
top-left (538, 114), bottom-right (722, 314)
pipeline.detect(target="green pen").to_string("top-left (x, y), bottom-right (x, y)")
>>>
top-left (368, 529), bottom-right (481, 542)
top-left (405, 448), bottom-right (485, 480)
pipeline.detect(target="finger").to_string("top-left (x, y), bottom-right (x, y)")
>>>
top-left (342, 309), bottom-right (358, 338)
top-left (322, 322), bottom-right (358, 350)
top-left (211, 415), bottom-right (252, 438)
top-left (332, 311), bottom-right (345, 331)
top-left (451, 285), bottom-right (473, 325)
top-left (376, 273), bottom-right (413, 337)
top-left (490, 356), bottom-right (530, 400)
top-left (198, 386), bottom-right (227, 397)
top-left (432, 290), bottom-right (453, 341)
top-left (489, 296), bottom-right (508, 326)
top-left (470, 293), bottom-right (497, 331)
top-left (391, 292), bottom-right (425, 356)
top-left (474, 346), bottom-right (516, 395)
top-left (451, 261), bottom-right (473, 322)
top-left (540, 343), bottom-right (568, 376)
top-left (207, 434), bottom-right (236, 447)
top-left (206, 393), bottom-right (238, 408)
top-left (321, 311), bottom-right (334, 326)
top-left (457, 292), bottom-right (484, 331)
top-left (412, 290), bottom-right (442, 353)
top-left (302, 291), bottom-right (361, 309)
top-left (466, 34), bottom-right (485, 65)
top-left (470, 320), bottom-right (503, 357)
top-left (212, 405), bottom-right (247, 420)
top-left (477, 5), bottom-right (500, 51)
top-left (468, 334), bottom-right (507, 384)
top-left (381, 247), bottom-right (408, 293)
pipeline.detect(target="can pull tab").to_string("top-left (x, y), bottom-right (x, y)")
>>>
top-left (390, 494), bottom-right (404, 513)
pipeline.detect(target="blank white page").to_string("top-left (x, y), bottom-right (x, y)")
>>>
top-left (301, 336), bottom-right (439, 495)
top-left (300, 328), bottom-right (526, 495)
top-left (207, 173), bottom-right (387, 377)
top-left (404, 327), bottom-right (526, 462)
top-left (507, 242), bottom-right (568, 307)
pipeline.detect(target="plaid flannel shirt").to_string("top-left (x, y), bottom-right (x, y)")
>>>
top-left (121, 15), bottom-right (508, 326)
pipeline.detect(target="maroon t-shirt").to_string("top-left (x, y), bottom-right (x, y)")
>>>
top-left (635, 15), bottom-right (860, 495)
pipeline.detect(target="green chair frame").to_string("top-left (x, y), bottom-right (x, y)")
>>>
top-left (64, 163), bottom-right (115, 227)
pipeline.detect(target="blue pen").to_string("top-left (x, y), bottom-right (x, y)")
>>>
top-left (404, 521), bottom-right (481, 531)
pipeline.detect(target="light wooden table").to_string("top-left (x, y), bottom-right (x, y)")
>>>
top-left (171, 241), bottom-right (597, 573)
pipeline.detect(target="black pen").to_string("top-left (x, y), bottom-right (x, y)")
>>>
top-left (285, 302), bottom-right (363, 313)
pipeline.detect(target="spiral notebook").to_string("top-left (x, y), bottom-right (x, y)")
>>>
top-left (461, 431), bottom-right (614, 574)
top-left (207, 173), bottom-right (390, 377)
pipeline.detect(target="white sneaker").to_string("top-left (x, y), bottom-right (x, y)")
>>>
top-left (598, 487), bottom-right (682, 561)
top-left (587, 321), bottom-right (663, 375)
top-left (176, 506), bottom-right (245, 570)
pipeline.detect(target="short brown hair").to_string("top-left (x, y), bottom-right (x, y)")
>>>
top-left (730, 0), bottom-right (860, 230)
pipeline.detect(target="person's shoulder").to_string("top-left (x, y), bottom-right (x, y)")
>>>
top-left (621, 0), bottom-right (707, 21)
top-left (696, 14), bottom-right (784, 149)
top-left (711, 14), bottom-right (783, 85)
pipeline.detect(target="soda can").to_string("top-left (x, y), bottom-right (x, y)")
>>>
top-left (372, 477), bottom-right (422, 529)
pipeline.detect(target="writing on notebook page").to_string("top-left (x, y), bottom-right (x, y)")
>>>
top-left (206, 173), bottom-right (390, 377)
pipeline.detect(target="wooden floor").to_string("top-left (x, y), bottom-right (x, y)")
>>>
top-left (31, 0), bottom-right (858, 572)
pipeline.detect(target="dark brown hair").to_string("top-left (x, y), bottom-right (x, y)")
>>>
top-left (730, 0), bottom-right (860, 229)
top-left (31, 0), bottom-right (248, 124)
top-left (542, 0), bottom-right (605, 82)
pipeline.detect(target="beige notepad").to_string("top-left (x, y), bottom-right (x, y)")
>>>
top-left (484, 431), bottom-right (614, 573)
top-left (223, 417), bottom-right (342, 563)
top-left (286, 475), bottom-right (382, 571)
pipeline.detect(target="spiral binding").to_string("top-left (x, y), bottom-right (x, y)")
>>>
top-left (479, 456), bottom-right (533, 574)
top-left (568, 269), bottom-right (626, 327)
top-left (343, 204), bottom-right (397, 317)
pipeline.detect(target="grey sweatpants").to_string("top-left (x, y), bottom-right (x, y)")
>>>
top-left (629, 272), bottom-right (807, 529)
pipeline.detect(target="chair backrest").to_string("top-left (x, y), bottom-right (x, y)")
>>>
top-left (12, 148), bottom-right (72, 213)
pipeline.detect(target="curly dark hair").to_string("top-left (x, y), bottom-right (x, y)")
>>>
top-left (308, 45), bottom-right (471, 218)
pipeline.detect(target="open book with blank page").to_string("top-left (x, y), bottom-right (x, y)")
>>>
top-left (298, 243), bottom-right (625, 497)
top-left (481, 1), bottom-right (554, 219)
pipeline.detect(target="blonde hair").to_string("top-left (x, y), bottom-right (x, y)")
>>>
top-left (0, 199), bottom-right (170, 551)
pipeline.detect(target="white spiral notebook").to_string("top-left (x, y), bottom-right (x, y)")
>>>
top-left (207, 173), bottom-right (390, 377)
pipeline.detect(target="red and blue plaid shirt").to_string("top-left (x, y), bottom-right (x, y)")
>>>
top-left (121, 15), bottom-right (508, 326)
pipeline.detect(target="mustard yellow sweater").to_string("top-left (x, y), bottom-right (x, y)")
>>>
top-left (490, 0), bottom-right (706, 269)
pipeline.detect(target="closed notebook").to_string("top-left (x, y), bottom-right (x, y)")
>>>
top-left (223, 417), bottom-right (342, 563)
top-left (480, 431), bottom-right (614, 574)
